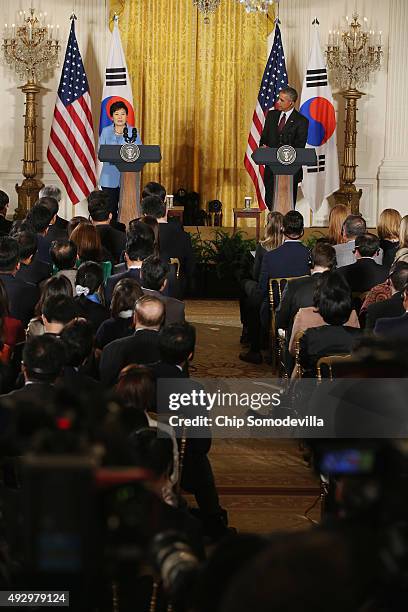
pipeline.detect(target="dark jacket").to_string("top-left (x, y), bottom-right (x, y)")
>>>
top-left (379, 239), bottom-right (399, 270)
top-left (95, 316), bottom-right (134, 350)
top-left (258, 241), bottom-right (311, 298)
top-left (158, 223), bottom-right (195, 286)
top-left (276, 272), bottom-right (322, 334)
top-left (0, 273), bottom-right (39, 326)
top-left (365, 292), bottom-right (405, 331)
top-left (104, 268), bottom-right (142, 304)
top-left (16, 259), bottom-right (52, 286)
top-left (46, 222), bottom-right (68, 242)
top-left (36, 234), bottom-right (53, 264)
top-left (339, 258), bottom-right (388, 293)
top-left (374, 311), bottom-right (408, 340)
top-left (142, 288), bottom-right (185, 325)
top-left (100, 328), bottom-right (160, 386)
top-left (299, 325), bottom-right (362, 375)
top-left (0, 215), bottom-right (12, 236)
top-left (95, 224), bottom-right (126, 264)
top-left (74, 296), bottom-right (109, 333)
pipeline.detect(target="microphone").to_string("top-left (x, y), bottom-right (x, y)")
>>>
top-left (123, 125), bottom-right (129, 140)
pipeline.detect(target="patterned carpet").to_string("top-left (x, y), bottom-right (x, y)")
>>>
top-left (184, 300), bottom-right (321, 533)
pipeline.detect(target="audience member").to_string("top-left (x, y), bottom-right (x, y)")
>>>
top-left (399, 214), bottom-right (408, 250)
top-left (0, 277), bottom-right (25, 355)
top-left (141, 181), bottom-right (166, 201)
top-left (141, 191), bottom-right (195, 295)
top-left (141, 255), bottom-right (185, 324)
top-left (153, 321), bottom-right (196, 378)
top-left (88, 191), bottom-right (126, 263)
top-left (41, 294), bottom-right (78, 336)
top-left (14, 230), bottom-right (52, 285)
top-left (365, 262), bottom-right (408, 330)
top-left (88, 189), bottom-right (126, 233)
top-left (39, 185), bottom-right (68, 230)
top-left (339, 233), bottom-right (388, 293)
top-left (374, 283), bottom-right (408, 340)
top-left (4, 334), bottom-right (65, 402)
top-left (74, 262), bottom-right (109, 333)
top-left (25, 204), bottom-right (54, 263)
top-left (333, 214), bottom-right (384, 267)
top-left (60, 318), bottom-right (101, 392)
top-left (254, 211), bottom-right (284, 282)
top-left (104, 231), bottom-right (154, 304)
top-left (139, 215), bottom-right (160, 255)
top-left (112, 221), bottom-right (155, 275)
top-left (327, 204), bottom-right (348, 245)
top-left (100, 294), bottom-right (164, 386)
top-left (377, 208), bottom-right (401, 269)
top-left (298, 271), bottom-right (362, 376)
top-left (37, 195), bottom-right (67, 241)
top-left (289, 271), bottom-right (360, 357)
top-left (70, 223), bottom-right (112, 278)
top-left (96, 278), bottom-right (143, 349)
top-left (0, 190), bottom-right (12, 236)
top-left (50, 239), bottom-right (78, 292)
top-left (0, 236), bottom-right (39, 326)
top-left (67, 215), bottom-right (91, 238)
top-left (27, 275), bottom-right (73, 339)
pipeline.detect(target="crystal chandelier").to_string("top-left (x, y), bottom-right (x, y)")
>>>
top-left (193, 0), bottom-right (221, 22)
top-left (326, 13), bottom-right (382, 90)
top-left (237, 0), bottom-right (275, 14)
top-left (2, 7), bottom-right (60, 82)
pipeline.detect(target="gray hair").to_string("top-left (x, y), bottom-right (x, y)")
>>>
top-left (342, 214), bottom-right (366, 239)
top-left (39, 185), bottom-right (62, 203)
top-left (280, 86), bottom-right (298, 103)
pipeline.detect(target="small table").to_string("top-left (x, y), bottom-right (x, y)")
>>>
top-left (167, 206), bottom-right (184, 224)
top-left (233, 207), bottom-right (263, 242)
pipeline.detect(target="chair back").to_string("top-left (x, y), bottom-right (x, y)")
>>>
top-left (316, 354), bottom-right (353, 382)
top-left (170, 257), bottom-right (181, 280)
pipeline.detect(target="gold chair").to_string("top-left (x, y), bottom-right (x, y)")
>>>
top-left (268, 276), bottom-right (308, 374)
top-left (170, 257), bottom-right (181, 280)
top-left (292, 330), bottom-right (305, 379)
top-left (316, 354), bottom-right (353, 382)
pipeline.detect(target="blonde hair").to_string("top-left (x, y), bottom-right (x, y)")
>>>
top-left (377, 208), bottom-right (401, 241)
top-left (260, 211), bottom-right (284, 252)
top-left (399, 215), bottom-right (408, 249)
top-left (327, 204), bottom-right (348, 245)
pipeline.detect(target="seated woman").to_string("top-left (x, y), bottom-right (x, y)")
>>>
top-left (0, 277), bottom-right (25, 362)
top-left (74, 262), bottom-right (110, 333)
top-left (95, 278), bottom-right (143, 349)
top-left (327, 204), bottom-right (348, 245)
top-left (360, 247), bottom-right (408, 315)
top-left (377, 208), bottom-right (401, 269)
top-left (70, 223), bottom-right (112, 279)
top-left (27, 275), bottom-right (73, 339)
top-left (297, 272), bottom-right (362, 377)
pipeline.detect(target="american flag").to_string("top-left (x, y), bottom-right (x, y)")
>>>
top-left (244, 24), bottom-right (288, 210)
top-left (47, 19), bottom-right (97, 205)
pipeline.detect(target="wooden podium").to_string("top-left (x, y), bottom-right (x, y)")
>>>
top-left (98, 145), bottom-right (161, 225)
top-left (252, 146), bottom-right (317, 213)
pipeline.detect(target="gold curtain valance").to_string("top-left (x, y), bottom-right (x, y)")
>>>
top-left (109, 0), bottom-right (274, 224)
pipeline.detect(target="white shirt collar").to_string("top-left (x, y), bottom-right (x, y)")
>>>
top-left (280, 107), bottom-right (294, 121)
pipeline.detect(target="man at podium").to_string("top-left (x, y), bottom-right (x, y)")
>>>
top-left (260, 86), bottom-right (309, 210)
top-left (99, 100), bottom-right (142, 221)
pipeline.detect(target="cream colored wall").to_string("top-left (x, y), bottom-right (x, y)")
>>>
top-left (0, 0), bottom-right (407, 226)
top-left (0, 0), bottom-right (109, 220)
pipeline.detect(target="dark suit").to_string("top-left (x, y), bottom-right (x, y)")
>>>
top-left (104, 268), bottom-right (142, 304)
top-left (259, 108), bottom-right (309, 209)
top-left (276, 272), bottom-right (322, 334)
top-left (111, 261), bottom-right (177, 299)
top-left (74, 296), bottom-right (109, 333)
top-left (374, 312), bottom-right (408, 341)
top-left (299, 325), bottom-right (362, 375)
top-left (259, 241), bottom-right (311, 299)
top-left (36, 234), bottom-right (53, 264)
top-left (0, 215), bottom-right (12, 236)
top-left (0, 273), bottom-right (39, 326)
top-left (111, 219), bottom-right (126, 233)
top-left (46, 223), bottom-right (68, 242)
top-left (16, 259), bottom-right (52, 286)
top-left (100, 328), bottom-right (160, 386)
top-left (158, 223), bottom-right (195, 295)
top-left (339, 258), bottom-right (388, 293)
top-left (142, 288), bottom-right (185, 325)
top-left (95, 316), bottom-right (134, 350)
top-left (55, 215), bottom-right (68, 231)
top-left (95, 224), bottom-right (126, 264)
top-left (365, 293), bottom-right (405, 331)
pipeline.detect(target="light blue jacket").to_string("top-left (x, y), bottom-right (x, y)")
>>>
top-left (98, 124), bottom-right (142, 188)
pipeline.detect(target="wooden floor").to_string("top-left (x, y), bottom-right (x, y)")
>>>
top-left (184, 300), bottom-right (320, 533)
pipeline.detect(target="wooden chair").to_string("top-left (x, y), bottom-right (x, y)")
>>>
top-left (170, 257), bottom-right (181, 280)
top-left (268, 276), bottom-right (308, 374)
top-left (292, 331), bottom-right (305, 379)
top-left (316, 354), bottom-right (353, 382)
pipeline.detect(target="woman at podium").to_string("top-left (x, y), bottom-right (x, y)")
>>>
top-left (99, 100), bottom-right (142, 221)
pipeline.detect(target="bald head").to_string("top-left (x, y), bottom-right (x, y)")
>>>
top-left (134, 294), bottom-right (165, 329)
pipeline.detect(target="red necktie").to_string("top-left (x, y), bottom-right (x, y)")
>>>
top-left (278, 113), bottom-right (286, 133)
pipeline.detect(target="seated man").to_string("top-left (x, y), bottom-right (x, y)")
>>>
top-left (374, 283), bottom-right (408, 340)
top-left (39, 185), bottom-right (68, 230)
top-left (88, 192), bottom-right (126, 264)
top-left (88, 189), bottom-right (126, 233)
top-left (0, 190), bottom-right (12, 236)
top-left (25, 204), bottom-right (54, 264)
top-left (37, 194), bottom-right (68, 241)
top-left (334, 214), bottom-right (383, 267)
top-left (141, 192), bottom-right (195, 295)
top-left (105, 231), bottom-right (154, 304)
top-left (240, 211), bottom-right (310, 364)
top-left (41, 294), bottom-right (78, 336)
top-left (365, 261), bottom-right (408, 331)
top-left (339, 233), bottom-right (388, 293)
top-left (50, 239), bottom-right (78, 293)
top-left (100, 294), bottom-right (164, 386)
top-left (14, 230), bottom-right (52, 285)
top-left (60, 318), bottom-right (101, 392)
top-left (0, 236), bottom-right (39, 326)
top-left (141, 255), bottom-right (185, 325)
